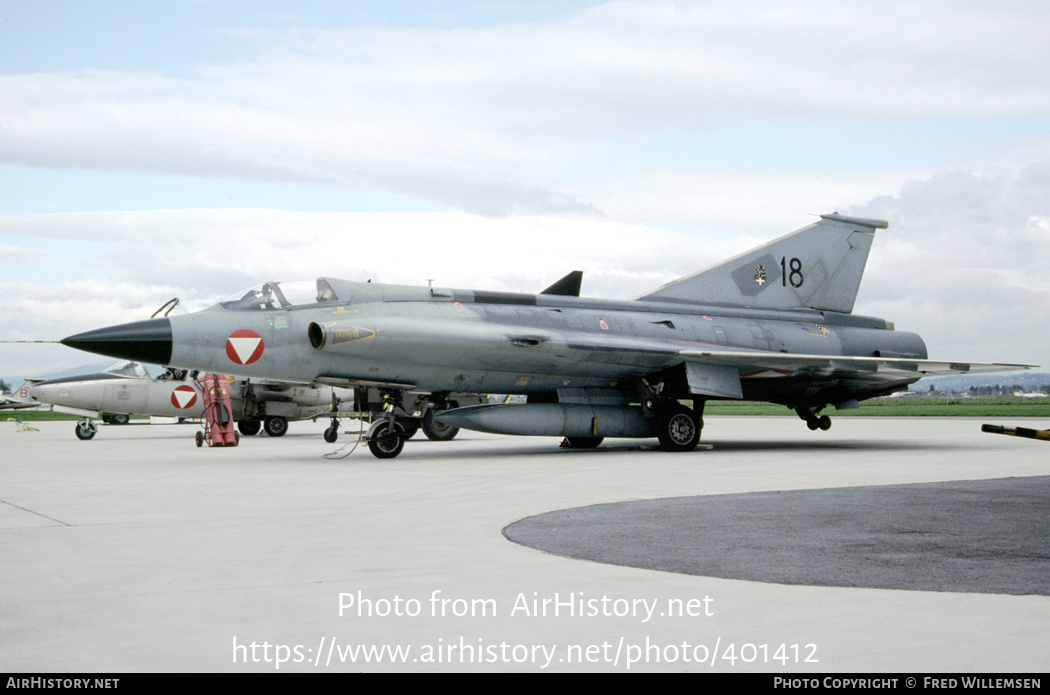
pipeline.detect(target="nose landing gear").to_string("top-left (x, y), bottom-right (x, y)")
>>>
top-left (75, 418), bottom-right (98, 440)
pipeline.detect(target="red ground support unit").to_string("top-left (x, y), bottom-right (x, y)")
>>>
top-left (195, 373), bottom-right (238, 447)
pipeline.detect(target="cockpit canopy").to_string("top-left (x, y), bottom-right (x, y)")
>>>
top-left (219, 279), bottom-right (339, 311)
top-left (102, 360), bottom-right (151, 378)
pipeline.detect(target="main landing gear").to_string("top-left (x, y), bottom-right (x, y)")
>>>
top-left (639, 376), bottom-right (705, 452)
top-left (657, 402), bottom-right (703, 451)
top-left (263, 415), bottom-right (288, 437)
top-left (796, 406), bottom-right (832, 431)
top-left (237, 419), bottom-right (262, 436)
top-left (421, 403), bottom-right (459, 441)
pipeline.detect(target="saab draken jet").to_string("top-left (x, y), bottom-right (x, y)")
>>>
top-left (61, 214), bottom-right (1033, 457)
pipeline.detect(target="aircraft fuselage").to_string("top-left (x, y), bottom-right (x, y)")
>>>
top-left (169, 283), bottom-right (927, 409)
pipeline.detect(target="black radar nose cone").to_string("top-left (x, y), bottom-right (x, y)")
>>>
top-left (62, 318), bottom-right (173, 365)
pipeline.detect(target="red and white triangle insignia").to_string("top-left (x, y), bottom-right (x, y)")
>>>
top-left (171, 385), bottom-right (198, 409)
top-left (226, 329), bottom-right (265, 365)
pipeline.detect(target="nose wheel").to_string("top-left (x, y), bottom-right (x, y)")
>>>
top-left (366, 419), bottom-right (406, 458)
top-left (324, 391), bottom-right (341, 443)
top-left (75, 418), bottom-right (98, 440)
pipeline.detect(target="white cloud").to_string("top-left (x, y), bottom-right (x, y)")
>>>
top-left (848, 166), bottom-right (1050, 367)
top-left (1, 209), bottom-right (733, 302)
top-left (2, 1), bottom-right (1049, 219)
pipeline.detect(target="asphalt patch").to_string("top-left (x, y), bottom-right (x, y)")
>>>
top-left (503, 476), bottom-right (1050, 595)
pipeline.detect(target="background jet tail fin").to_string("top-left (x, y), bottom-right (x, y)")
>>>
top-left (636, 214), bottom-right (888, 314)
top-left (540, 270), bottom-right (583, 297)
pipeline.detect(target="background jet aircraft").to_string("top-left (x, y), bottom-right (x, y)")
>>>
top-left (0, 380), bottom-right (41, 411)
top-left (61, 213), bottom-right (1033, 457)
top-left (29, 360), bottom-right (354, 440)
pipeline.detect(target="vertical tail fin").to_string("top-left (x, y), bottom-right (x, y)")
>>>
top-left (636, 213), bottom-right (887, 313)
top-left (540, 270), bottom-right (584, 297)
top-left (1, 379), bottom-right (41, 409)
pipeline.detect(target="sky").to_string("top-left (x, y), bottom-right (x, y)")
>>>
top-left (1, 0), bottom-right (1048, 380)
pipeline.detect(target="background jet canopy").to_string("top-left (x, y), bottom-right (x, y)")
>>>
top-left (102, 360), bottom-right (150, 378)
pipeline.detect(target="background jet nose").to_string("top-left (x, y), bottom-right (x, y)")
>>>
top-left (62, 318), bottom-right (173, 365)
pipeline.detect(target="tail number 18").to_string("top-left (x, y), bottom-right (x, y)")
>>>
top-left (781, 257), bottom-right (804, 288)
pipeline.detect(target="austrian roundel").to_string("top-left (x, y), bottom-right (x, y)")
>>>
top-left (226, 329), bottom-right (265, 365)
top-left (170, 385), bottom-right (198, 410)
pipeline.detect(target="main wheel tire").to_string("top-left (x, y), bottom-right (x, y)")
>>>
top-left (264, 416), bottom-right (288, 437)
top-left (324, 426), bottom-right (339, 443)
top-left (367, 421), bottom-right (406, 459)
top-left (657, 404), bottom-right (701, 452)
top-left (421, 406), bottom-right (459, 441)
top-left (108, 413), bottom-right (130, 425)
top-left (400, 419), bottom-right (420, 440)
top-left (238, 420), bottom-right (262, 436)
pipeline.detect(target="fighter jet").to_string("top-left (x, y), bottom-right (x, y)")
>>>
top-left (28, 359), bottom-right (353, 440)
top-left (0, 380), bottom-right (40, 411)
top-left (61, 213), bottom-right (1034, 457)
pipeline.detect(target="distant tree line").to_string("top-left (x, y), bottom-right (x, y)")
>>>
top-left (966, 384), bottom-right (1035, 395)
top-left (923, 384), bottom-right (1041, 395)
